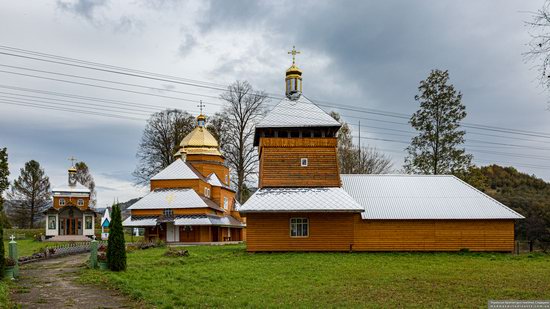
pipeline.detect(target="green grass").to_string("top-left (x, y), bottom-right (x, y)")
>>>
top-left (79, 245), bottom-right (550, 308)
top-left (3, 239), bottom-right (69, 257)
top-left (0, 279), bottom-right (12, 309)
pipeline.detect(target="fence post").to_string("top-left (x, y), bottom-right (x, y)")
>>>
top-left (9, 235), bottom-right (19, 278)
top-left (89, 235), bottom-right (98, 269)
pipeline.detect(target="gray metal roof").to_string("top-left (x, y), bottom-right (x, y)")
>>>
top-left (256, 96), bottom-right (341, 129)
top-left (52, 182), bottom-right (91, 194)
top-left (206, 173), bottom-right (223, 187)
top-left (122, 214), bottom-right (245, 227)
top-left (341, 174), bottom-right (524, 220)
top-left (127, 188), bottom-right (208, 210)
top-left (239, 187), bottom-right (364, 213)
top-left (150, 159), bottom-right (201, 181)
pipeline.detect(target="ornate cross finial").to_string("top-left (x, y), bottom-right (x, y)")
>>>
top-left (9, 235), bottom-right (15, 241)
top-left (68, 156), bottom-right (77, 167)
top-left (197, 101), bottom-right (205, 114)
top-left (288, 45), bottom-right (300, 65)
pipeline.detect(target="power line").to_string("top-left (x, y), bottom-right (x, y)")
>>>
top-left (1, 45), bottom-right (550, 139)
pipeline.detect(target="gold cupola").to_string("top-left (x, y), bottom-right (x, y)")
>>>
top-left (285, 46), bottom-right (302, 101)
top-left (175, 113), bottom-right (222, 159)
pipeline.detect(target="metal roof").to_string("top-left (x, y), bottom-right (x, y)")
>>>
top-left (127, 188), bottom-right (209, 210)
top-left (150, 159), bottom-right (201, 180)
top-left (341, 174), bottom-right (525, 220)
top-left (122, 216), bottom-right (157, 227)
top-left (239, 187), bottom-right (364, 213)
top-left (256, 96), bottom-right (341, 129)
top-left (52, 182), bottom-right (90, 194)
top-left (122, 214), bottom-right (245, 227)
top-left (206, 173), bottom-right (223, 187)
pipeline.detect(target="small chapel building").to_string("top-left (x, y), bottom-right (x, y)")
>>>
top-left (238, 47), bottom-right (524, 252)
top-left (44, 163), bottom-right (96, 239)
top-left (123, 114), bottom-right (245, 243)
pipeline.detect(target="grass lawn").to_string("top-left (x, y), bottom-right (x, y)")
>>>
top-left (79, 244), bottom-right (550, 308)
top-left (2, 239), bottom-right (70, 257)
top-left (0, 279), bottom-right (10, 309)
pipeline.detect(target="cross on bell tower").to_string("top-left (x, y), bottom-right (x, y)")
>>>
top-left (288, 46), bottom-right (300, 65)
top-left (67, 156), bottom-right (77, 186)
top-left (197, 101), bottom-right (205, 115)
top-left (285, 46), bottom-right (303, 101)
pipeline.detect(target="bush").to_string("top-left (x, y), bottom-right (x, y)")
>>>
top-left (106, 204), bottom-right (126, 271)
top-left (0, 224), bottom-right (4, 278)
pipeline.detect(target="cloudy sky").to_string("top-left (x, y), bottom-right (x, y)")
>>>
top-left (1, 0), bottom-right (549, 207)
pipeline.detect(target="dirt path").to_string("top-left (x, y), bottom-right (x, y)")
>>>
top-left (10, 253), bottom-right (139, 309)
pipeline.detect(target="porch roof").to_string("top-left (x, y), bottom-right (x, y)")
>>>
top-left (122, 214), bottom-right (245, 228)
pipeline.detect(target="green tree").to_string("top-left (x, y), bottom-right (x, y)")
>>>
top-left (75, 161), bottom-right (96, 207)
top-left (404, 69), bottom-right (472, 174)
top-left (0, 148), bottom-right (9, 276)
top-left (107, 203), bottom-right (126, 271)
top-left (7, 160), bottom-right (51, 228)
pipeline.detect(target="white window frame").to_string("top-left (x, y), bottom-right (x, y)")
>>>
top-left (290, 218), bottom-right (309, 238)
top-left (225, 174), bottom-right (229, 184)
top-left (223, 197), bottom-right (229, 210)
top-left (59, 198), bottom-right (66, 206)
top-left (48, 215), bottom-right (57, 230)
top-left (84, 215), bottom-right (93, 229)
top-left (300, 158), bottom-right (308, 167)
top-left (204, 187), bottom-right (211, 198)
top-left (77, 199), bottom-right (84, 207)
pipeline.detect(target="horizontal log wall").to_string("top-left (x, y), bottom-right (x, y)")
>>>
top-left (246, 212), bottom-right (355, 252)
top-left (259, 147), bottom-right (341, 187)
top-left (188, 162), bottom-right (230, 186)
top-left (353, 218), bottom-right (515, 252)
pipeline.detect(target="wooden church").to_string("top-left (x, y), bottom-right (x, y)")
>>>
top-left (238, 47), bottom-right (524, 252)
top-left (123, 113), bottom-right (245, 243)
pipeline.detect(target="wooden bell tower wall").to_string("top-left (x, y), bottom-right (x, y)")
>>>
top-left (258, 137), bottom-right (341, 188)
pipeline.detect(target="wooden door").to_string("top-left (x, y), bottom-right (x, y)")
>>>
top-left (212, 227), bottom-right (219, 242)
top-left (179, 227), bottom-right (198, 242)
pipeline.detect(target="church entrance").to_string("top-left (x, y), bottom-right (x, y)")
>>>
top-left (62, 218), bottom-right (81, 235)
top-left (58, 207), bottom-right (83, 236)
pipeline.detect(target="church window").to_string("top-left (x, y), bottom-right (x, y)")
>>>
top-left (300, 158), bottom-right (308, 167)
top-left (225, 174), bottom-right (229, 184)
top-left (223, 197), bottom-right (229, 210)
top-left (204, 187), bottom-right (211, 197)
top-left (48, 216), bottom-right (56, 230)
top-left (290, 218), bottom-right (309, 237)
top-left (85, 216), bottom-right (93, 229)
top-left (77, 199), bottom-right (84, 206)
top-left (164, 209), bottom-right (173, 217)
top-left (59, 198), bottom-right (66, 206)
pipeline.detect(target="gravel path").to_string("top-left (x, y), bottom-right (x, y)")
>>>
top-left (10, 253), bottom-right (140, 308)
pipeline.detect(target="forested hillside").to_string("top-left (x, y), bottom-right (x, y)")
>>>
top-left (461, 165), bottom-right (550, 244)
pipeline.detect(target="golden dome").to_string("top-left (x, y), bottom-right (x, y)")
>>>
top-left (178, 126), bottom-right (222, 157)
top-left (286, 64), bottom-right (302, 76)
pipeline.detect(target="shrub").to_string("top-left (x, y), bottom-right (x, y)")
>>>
top-left (97, 252), bottom-right (107, 262)
top-left (106, 204), bottom-right (126, 271)
top-left (0, 224), bottom-right (4, 278)
top-left (4, 257), bottom-right (15, 267)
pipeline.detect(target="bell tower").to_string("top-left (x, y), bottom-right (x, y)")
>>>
top-left (254, 47), bottom-right (342, 188)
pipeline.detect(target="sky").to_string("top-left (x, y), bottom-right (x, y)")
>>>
top-left (0, 0), bottom-right (549, 207)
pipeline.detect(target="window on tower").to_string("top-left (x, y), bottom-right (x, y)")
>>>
top-left (59, 198), bottom-right (66, 206)
top-left (300, 158), bottom-right (308, 167)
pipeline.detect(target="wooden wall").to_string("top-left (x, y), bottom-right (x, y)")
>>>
top-left (53, 196), bottom-right (90, 210)
top-left (245, 213), bottom-right (516, 252)
top-left (246, 212), bottom-right (355, 252)
top-left (259, 137), bottom-right (340, 188)
top-left (353, 218), bottom-right (515, 252)
top-left (188, 161), bottom-right (230, 186)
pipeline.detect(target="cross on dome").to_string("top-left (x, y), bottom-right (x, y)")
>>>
top-left (288, 46), bottom-right (300, 65)
top-left (197, 101), bottom-right (206, 115)
top-left (68, 156), bottom-right (77, 167)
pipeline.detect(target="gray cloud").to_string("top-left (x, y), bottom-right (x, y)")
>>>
top-left (57, 0), bottom-right (108, 20)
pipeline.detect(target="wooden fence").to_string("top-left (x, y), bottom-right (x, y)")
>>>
top-left (18, 241), bottom-right (107, 264)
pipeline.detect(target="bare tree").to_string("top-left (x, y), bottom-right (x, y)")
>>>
top-left (526, 1), bottom-right (550, 97)
top-left (206, 112), bottom-right (231, 152)
top-left (330, 112), bottom-right (393, 174)
top-left (355, 146), bottom-right (393, 174)
top-left (220, 81), bottom-right (268, 202)
top-left (133, 109), bottom-right (195, 185)
top-left (7, 160), bottom-right (51, 228)
top-left (75, 161), bottom-right (96, 207)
